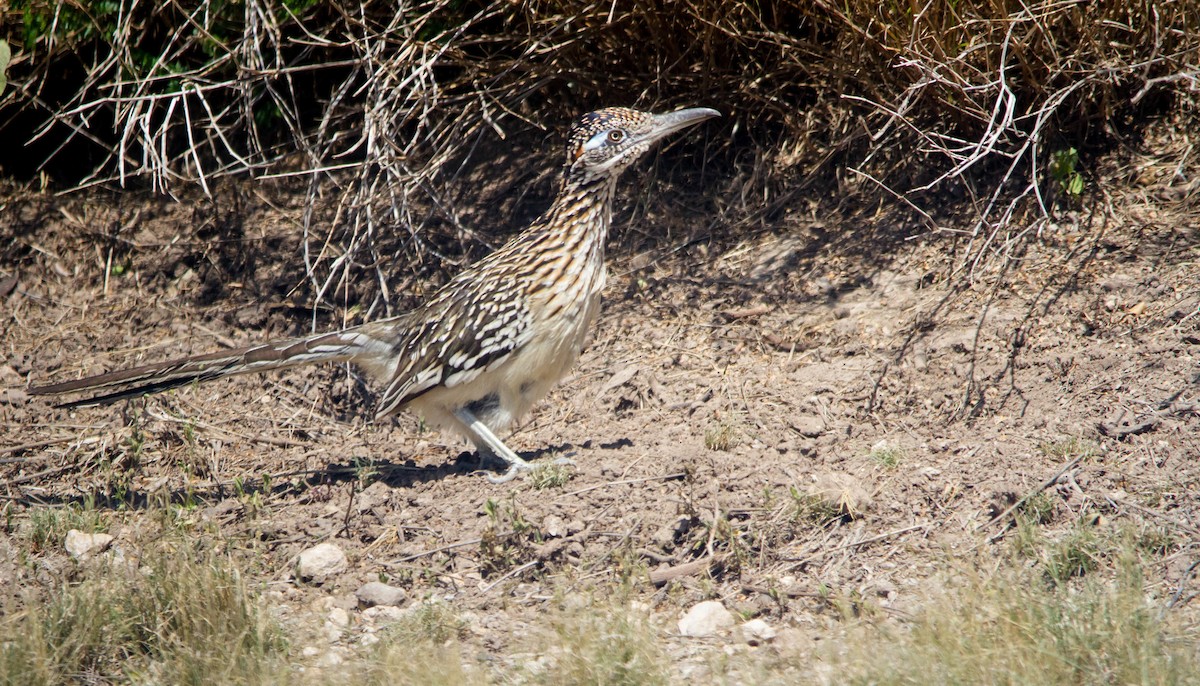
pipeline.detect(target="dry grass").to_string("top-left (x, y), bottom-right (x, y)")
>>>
top-left (831, 552), bottom-right (1200, 684)
top-left (338, 602), bottom-right (486, 686)
top-left (3, 0), bottom-right (1197, 316)
top-left (2, 516), bottom-right (284, 685)
top-left (533, 597), bottom-right (669, 686)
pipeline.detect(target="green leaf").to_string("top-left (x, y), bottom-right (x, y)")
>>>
top-left (1068, 174), bottom-right (1084, 197)
top-left (0, 39), bottom-right (10, 96)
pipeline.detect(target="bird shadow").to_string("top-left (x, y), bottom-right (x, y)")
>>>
top-left (4, 441), bottom-right (598, 513)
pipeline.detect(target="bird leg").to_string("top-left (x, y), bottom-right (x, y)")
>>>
top-left (452, 407), bottom-right (534, 483)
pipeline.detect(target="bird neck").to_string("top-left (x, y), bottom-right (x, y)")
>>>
top-left (530, 172), bottom-right (618, 255)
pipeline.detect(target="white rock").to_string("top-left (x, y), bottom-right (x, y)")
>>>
top-left (807, 471), bottom-right (873, 517)
top-left (741, 618), bottom-right (778, 644)
top-left (301, 646), bottom-right (321, 658)
top-left (296, 543), bottom-right (347, 582)
top-left (324, 610), bottom-right (348, 642)
top-left (327, 607), bottom-right (350, 627)
top-left (678, 600), bottom-right (736, 638)
top-left (543, 514), bottom-right (567, 538)
top-left (361, 605), bottom-right (407, 624)
top-left (355, 581), bottom-right (407, 608)
top-left (792, 416), bottom-right (825, 437)
top-left (64, 530), bottom-right (114, 560)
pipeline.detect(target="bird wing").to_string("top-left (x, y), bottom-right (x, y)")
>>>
top-left (374, 275), bottom-right (533, 417)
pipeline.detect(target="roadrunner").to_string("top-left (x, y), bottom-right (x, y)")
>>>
top-left (30, 106), bottom-right (720, 482)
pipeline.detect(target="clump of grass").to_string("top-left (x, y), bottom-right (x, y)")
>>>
top-left (1039, 436), bottom-right (1101, 462)
top-left (788, 487), bottom-right (845, 524)
top-left (704, 420), bottom-right (742, 452)
top-left (0, 536), bottom-right (284, 684)
top-left (1041, 524), bottom-right (1105, 585)
top-left (342, 602), bottom-right (483, 686)
top-left (867, 440), bottom-right (904, 469)
top-left (388, 602), bottom-right (468, 646)
top-left (1016, 491), bottom-right (1057, 525)
top-left (830, 548), bottom-right (1200, 684)
top-left (528, 462), bottom-right (574, 490)
top-left (1133, 524), bottom-right (1178, 557)
top-left (538, 601), bottom-right (669, 686)
top-left (1013, 511), bottom-right (1108, 586)
top-left (27, 502), bottom-right (106, 554)
top-left (479, 497), bottom-right (539, 576)
top-left (348, 640), bottom-right (483, 686)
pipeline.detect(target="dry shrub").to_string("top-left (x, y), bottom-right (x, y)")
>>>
top-left (2, 0), bottom-right (1197, 306)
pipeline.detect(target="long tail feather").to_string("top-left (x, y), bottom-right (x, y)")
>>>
top-left (28, 326), bottom-right (399, 409)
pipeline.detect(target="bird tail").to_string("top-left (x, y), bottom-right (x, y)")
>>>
top-left (28, 325), bottom-right (399, 409)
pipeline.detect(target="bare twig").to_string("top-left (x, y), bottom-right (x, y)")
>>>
top-left (979, 454), bottom-right (1084, 536)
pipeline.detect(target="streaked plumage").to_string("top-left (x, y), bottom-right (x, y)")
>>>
top-left (30, 106), bottom-right (720, 481)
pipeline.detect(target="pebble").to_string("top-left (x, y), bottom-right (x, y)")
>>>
top-left (356, 581), bottom-right (407, 608)
top-left (296, 543), bottom-right (347, 582)
top-left (64, 530), bottom-right (114, 560)
top-left (869, 580), bottom-right (898, 599)
top-left (0, 388), bottom-right (29, 405)
top-left (324, 607), bottom-right (350, 642)
top-left (791, 416), bottom-right (825, 437)
top-left (807, 471), bottom-right (873, 517)
top-left (361, 605), bottom-right (407, 624)
top-left (327, 607), bottom-right (351, 627)
top-left (317, 650), bottom-right (344, 667)
top-left (678, 600), bottom-right (735, 638)
top-left (741, 618), bottom-right (778, 645)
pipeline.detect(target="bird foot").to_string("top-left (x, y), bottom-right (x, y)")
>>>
top-left (485, 460), bottom-right (529, 484)
top-left (471, 449), bottom-right (533, 483)
top-left (477, 453), bottom-right (574, 483)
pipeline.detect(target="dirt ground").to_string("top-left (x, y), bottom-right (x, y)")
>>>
top-left (2, 119), bottom-right (1199, 678)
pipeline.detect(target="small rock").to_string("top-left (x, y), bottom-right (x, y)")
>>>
top-left (296, 543), bottom-right (347, 582)
top-left (869, 580), bottom-right (898, 599)
top-left (330, 593), bottom-right (358, 611)
top-left (202, 499), bottom-right (243, 522)
top-left (327, 607), bottom-right (351, 627)
top-left (301, 646), bottom-right (321, 658)
top-left (356, 581), bottom-right (407, 608)
top-left (807, 471), bottom-right (873, 517)
top-left (360, 632), bottom-right (380, 647)
top-left (678, 600), bottom-right (735, 638)
top-left (325, 607), bottom-right (350, 642)
top-left (543, 514), bottom-right (567, 538)
top-left (741, 618), bottom-right (778, 645)
top-left (772, 627), bottom-right (810, 655)
top-left (0, 388), bottom-right (29, 405)
top-left (361, 605), bottom-right (407, 624)
top-left (64, 530), bottom-right (114, 560)
top-left (355, 481), bottom-right (394, 514)
top-left (791, 416), bottom-right (825, 438)
top-left (317, 651), bottom-right (344, 667)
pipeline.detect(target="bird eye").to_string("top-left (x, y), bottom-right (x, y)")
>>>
top-left (606, 129), bottom-right (626, 143)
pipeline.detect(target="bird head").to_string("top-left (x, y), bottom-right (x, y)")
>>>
top-left (564, 106), bottom-right (720, 181)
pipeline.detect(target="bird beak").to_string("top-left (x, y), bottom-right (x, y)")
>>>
top-left (642, 107), bottom-right (722, 144)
